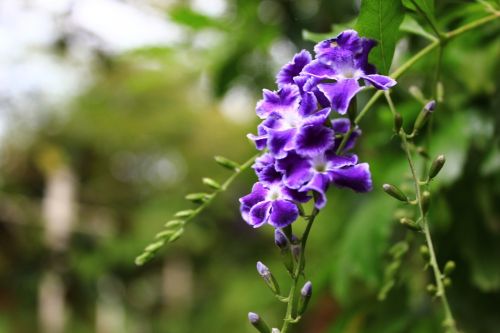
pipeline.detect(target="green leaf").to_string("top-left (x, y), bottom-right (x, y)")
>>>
top-left (355, 0), bottom-right (405, 74)
top-left (400, 15), bottom-right (437, 41)
top-left (169, 7), bottom-right (227, 30)
top-left (402, 0), bottom-right (435, 20)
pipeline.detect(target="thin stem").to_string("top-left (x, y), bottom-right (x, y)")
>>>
top-left (281, 208), bottom-right (320, 333)
top-left (399, 133), bottom-right (458, 332)
top-left (446, 13), bottom-right (500, 40)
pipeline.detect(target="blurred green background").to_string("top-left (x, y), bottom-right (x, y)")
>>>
top-left (0, 0), bottom-right (499, 332)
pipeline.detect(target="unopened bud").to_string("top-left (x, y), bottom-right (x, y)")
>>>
top-left (298, 281), bottom-right (312, 315)
top-left (429, 155), bottom-right (446, 179)
top-left (185, 192), bottom-right (210, 204)
top-left (214, 155), bottom-right (239, 171)
top-left (400, 217), bottom-right (421, 231)
top-left (272, 329), bottom-right (280, 333)
top-left (420, 245), bottom-right (430, 261)
top-left (443, 277), bottom-right (452, 288)
top-left (421, 191), bottom-right (431, 214)
top-left (274, 229), bottom-right (289, 249)
top-left (202, 177), bottom-right (221, 189)
top-left (248, 312), bottom-right (270, 333)
top-left (444, 261), bottom-right (456, 275)
top-left (256, 261), bottom-right (280, 295)
top-left (382, 184), bottom-right (408, 202)
top-left (394, 113), bottom-right (403, 133)
top-left (413, 101), bottom-right (435, 133)
top-left (426, 284), bottom-right (437, 295)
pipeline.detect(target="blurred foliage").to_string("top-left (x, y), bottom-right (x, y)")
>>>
top-left (0, 0), bottom-right (499, 333)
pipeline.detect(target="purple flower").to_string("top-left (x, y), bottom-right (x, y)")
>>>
top-left (302, 30), bottom-right (396, 114)
top-left (276, 50), bottom-right (312, 87)
top-left (252, 153), bottom-right (282, 185)
top-left (250, 88), bottom-right (333, 158)
top-left (276, 150), bottom-right (372, 209)
top-left (239, 182), bottom-right (310, 228)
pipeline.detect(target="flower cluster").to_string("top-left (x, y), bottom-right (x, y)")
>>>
top-left (239, 30), bottom-right (396, 229)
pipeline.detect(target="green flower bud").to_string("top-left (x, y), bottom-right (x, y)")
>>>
top-left (155, 230), bottom-right (174, 240)
top-left (202, 177), bottom-right (221, 189)
top-left (248, 312), bottom-right (270, 333)
top-left (421, 191), bottom-right (431, 215)
top-left (420, 245), bottom-right (430, 261)
top-left (144, 240), bottom-right (165, 253)
top-left (426, 284), bottom-right (437, 295)
top-left (185, 192), bottom-right (211, 204)
top-left (382, 184), bottom-right (408, 202)
top-left (413, 100), bottom-right (435, 133)
top-left (443, 277), bottom-right (452, 288)
top-left (175, 209), bottom-right (195, 218)
top-left (429, 155), bottom-right (446, 179)
top-left (169, 228), bottom-right (184, 243)
top-left (135, 252), bottom-right (153, 266)
top-left (164, 220), bottom-right (184, 228)
top-left (400, 217), bottom-right (421, 231)
top-left (214, 155), bottom-right (239, 171)
top-left (444, 261), bottom-right (456, 276)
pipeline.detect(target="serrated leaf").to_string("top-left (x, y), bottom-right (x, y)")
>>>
top-left (355, 0), bottom-right (405, 74)
top-left (400, 15), bottom-right (437, 41)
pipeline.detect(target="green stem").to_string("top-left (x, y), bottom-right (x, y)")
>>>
top-left (400, 133), bottom-right (458, 333)
top-left (410, 0), bottom-right (444, 39)
top-left (280, 208), bottom-right (319, 333)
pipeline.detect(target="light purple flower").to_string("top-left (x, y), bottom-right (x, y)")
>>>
top-left (239, 182), bottom-right (310, 228)
top-left (302, 30), bottom-right (396, 114)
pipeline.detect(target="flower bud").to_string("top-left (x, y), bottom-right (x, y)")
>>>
top-left (399, 217), bottom-right (421, 231)
top-left (420, 245), bottom-right (430, 261)
top-left (214, 155), bottom-right (239, 171)
top-left (175, 209), bottom-right (195, 218)
top-left (429, 155), bottom-right (445, 179)
top-left (382, 184), bottom-right (408, 202)
top-left (413, 100), bottom-right (435, 133)
top-left (444, 261), bottom-right (456, 276)
top-left (164, 220), bottom-right (184, 228)
top-left (185, 192), bottom-right (211, 204)
top-left (274, 229), bottom-right (289, 250)
top-left (256, 261), bottom-right (280, 295)
top-left (298, 281), bottom-right (312, 315)
top-left (443, 277), bottom-right (452, 288)
top-left (272, 329), bottom-right (280, 333)
top-left (394, 113), bottom-right (403, 133)
top-left (421, 191), bottom-right (431, 215)
top-left (169, 227), bottom-right (184, 242)
top-left (248, 312), bottom-right (270, 333)
top-left (202, 177), bottom-right (221, 189)
top-left (426, 284), bottom-right (437, 295)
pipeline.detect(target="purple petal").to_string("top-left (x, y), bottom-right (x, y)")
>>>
top-left (318, 78), bottom-right (362, 115)
top-left (256, 85), bottom-right (300, 119)
top-left (356, 38), bottom-right (377, 74)
top-left (247, 133), bottom-right (267, 150)
top-left (269, 200), bottom-right (299, 228)
top-left (362, 74), bottom-right (397, 90)
top-left (301, 59), bottom-right (337, 79)
top-left (302, 108), bottom-right (331, 127)
top-left (257, 165), bottom-right (283, 185)
top-left (300, 173), bottom-right (330, 209)
top-left (267, 128), bottom-right (296, 158)
top-left (295, 125), bottom-right (334, 156)
top-left (239, 182), bottom-right (268, 207)
top-left (276, 50), bottom-right (312, 86)
top-left (249, 201), bottom-right (272, 228)
top-left (325, 153), bottom-right (358, 168)
top-left (275, 152), bottom-right (313, 189)
top-left (329, 163), bottom-right (373, 192)
top-left (298, 91), bottom-right (318, 117)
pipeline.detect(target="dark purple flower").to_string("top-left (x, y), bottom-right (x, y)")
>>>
top-left (252, 153), bottom-right (282, 185)
top-left (302, 30), bottom-right (396, 114)
top-left (276, 150), bottom-right (372, 209)
top-left (331, 118), bottom-right (361, 152)
top-left (239, 182), bottom-right (310, 228)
